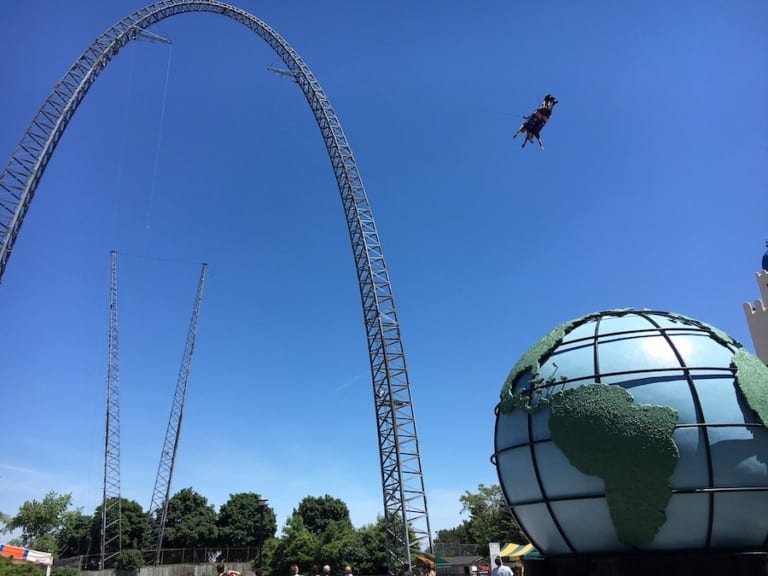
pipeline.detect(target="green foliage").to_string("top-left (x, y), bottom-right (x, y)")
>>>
top-left (0, 557), bottom-right (45, 576)
top-left (217, 493), bottom-right (276, 548)
top-left (115, 549), bottom-right (144, 572)
top-left (434, 521), bottom-right (472, 546)
top-left (257, 537), bottom-right (280, 572)
top-left (5, 491), bottom-right (72, 552)
top-left (257, 536), bottom-right (282, 573)
top-left (350, 517), bottom-right (387, 575)
top-left (315, 520), bottom-right (362, 573)
top-left (161, 488), bottom-right (218, 548)
top-left (51, 567), bottom-right (80, 576)
top-left (269, 509), bottom-right (387, 575)
top-left (4, 485), bottom-right (520, 570)
top-left (57, 509), bottom-right (92, 558)
top-left (434, 484), bottom-right (526, 554)
top-left (296, 496), bottom-right (352, 536)
top-left (89, 498), bottom-right (150, 556)
top-left (268, 516), bottom-right (318, 576)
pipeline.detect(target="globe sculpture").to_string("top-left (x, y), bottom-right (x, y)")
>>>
top-left (493, 309), bottom-right (768, 556)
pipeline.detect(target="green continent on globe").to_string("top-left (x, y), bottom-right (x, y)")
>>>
top-left (732, 348), bottom-right (768, 427)
top-left (500, 320), bottom-right (573, 413)
top-left (548, 384), bottom-right (679, 547)
top-left (499, 309), bottom-right (636, 414)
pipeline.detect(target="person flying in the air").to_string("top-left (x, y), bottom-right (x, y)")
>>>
top-left (513, 94), bottom-right (558, 150)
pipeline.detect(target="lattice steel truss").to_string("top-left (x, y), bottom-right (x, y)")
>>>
top-left (0, 2), bottom-right (432, 571)
top-left (148, 263), bottom-right (208, 566)
top-left (101, 250), bottom-right (122, 569)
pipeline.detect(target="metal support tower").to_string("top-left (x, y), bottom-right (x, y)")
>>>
top-left (101, 250), bottom-right (122, 569)
top-left (148, 263), bottom-right (207, 565)
top-left (0, 3), bottom-right (432, 570)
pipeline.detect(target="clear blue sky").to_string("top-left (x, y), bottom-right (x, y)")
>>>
top-left (0, 0), bottom-right (766, 541)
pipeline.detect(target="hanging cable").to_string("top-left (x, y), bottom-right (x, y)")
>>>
top-left (110, 43), bottom-right (137, 230)
top-left (143, 44), bottom-right (174, 256)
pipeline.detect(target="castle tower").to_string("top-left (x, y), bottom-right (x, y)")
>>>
top-left (742, 242), bottom-right (768, 364)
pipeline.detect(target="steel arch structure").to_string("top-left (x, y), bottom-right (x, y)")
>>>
top-left (0, 0), bottom-right (432, 571)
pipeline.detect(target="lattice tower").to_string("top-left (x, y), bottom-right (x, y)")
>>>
top-left (101, 250), bottom-right (122, 569)
top-left (148, 263), bottom-right (208, 565)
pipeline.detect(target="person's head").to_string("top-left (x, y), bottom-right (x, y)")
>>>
top-left (322, 567), bottom-right (331, 576)
top-left (217, 565), bottom-right (226, 575)
top-left (290, 565), bottom-right (300, 576)
top-left (494, 558), bottom-right (502, 567)
top-left (344, 567), bottom-right (352, 575)
top-left (310, 566), bottom-right (319, 576)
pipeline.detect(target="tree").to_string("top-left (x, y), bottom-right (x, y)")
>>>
top-left (89, 498), bottom-right (149, 556)
top-left (295, 496), bottom-right (352, 536)
top-left (57, 509), bottom-right (93, 558)
top-left (266, 495), bottom-right (388, 576)
top-left (315, 519), bottom-right (363, 574)
top-left (217, 493), bottom-right (276, 548)
top-left (115, 549), bottom-right (144, 573)
top-left (160, 488), bottom-right (217, 549)
top-left (0, 512), bottom-right (10, 533)
top-left (268, 515), bottom-right (317, 576)
top-left (434, 521), bottom-right (473, 548)
top-left (258, 536), bottom-right (280, 573)
top-left (4, 491), bottom-right (72, 553)
top-left (347, 517), bottom-right (388, 575)
top-left (456, 484), bottom-right (527, 553)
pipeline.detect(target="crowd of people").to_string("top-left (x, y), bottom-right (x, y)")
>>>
top-left (216, 562), bottom-right (359, 576)
top-left (215, 556), bottom-right (518, 576)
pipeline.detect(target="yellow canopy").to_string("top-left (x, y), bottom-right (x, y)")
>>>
top-left (498, 543), bottom-right (535, 560)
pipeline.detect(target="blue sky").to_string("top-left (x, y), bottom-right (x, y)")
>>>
top-left (0, 0), bottom-right (766, 542)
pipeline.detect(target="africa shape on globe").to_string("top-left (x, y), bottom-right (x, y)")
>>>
top-left (493, 309), bottom-right (768, 556)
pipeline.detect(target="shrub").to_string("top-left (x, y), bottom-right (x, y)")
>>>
top-left (115, 550), bottom-right (144, 572)
top-left (51, 568), bottom-right (80, 576)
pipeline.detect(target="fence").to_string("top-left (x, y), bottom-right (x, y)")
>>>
top-left (74, 563), bottom-right (251, 576)
top-left (432, 544), bottom-right (481, 558)
top-left (55, 548), bottom-right (259, 572)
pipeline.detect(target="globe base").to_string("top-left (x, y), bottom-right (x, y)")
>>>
top-left (522, 551), bottom-right (768, 576)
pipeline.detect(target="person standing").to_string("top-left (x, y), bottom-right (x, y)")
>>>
top-left (217, 565), bottom-right (240, 576)
top-left (491, 557), bottom-right (514, 576)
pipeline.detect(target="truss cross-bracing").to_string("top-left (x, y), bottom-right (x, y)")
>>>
top-left (101, 251), bottom-right (122, 569)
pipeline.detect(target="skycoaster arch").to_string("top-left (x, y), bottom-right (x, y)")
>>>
top-left (0, 1), bottom-right (431, 571)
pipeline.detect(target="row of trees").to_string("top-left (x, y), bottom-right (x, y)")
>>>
top-left (1, 484), bottom-right (525, 574)
top-left (0, 489), bottom-right (278, 561)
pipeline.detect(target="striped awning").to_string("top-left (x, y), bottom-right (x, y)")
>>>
top-left (0, 544), bottom-right (53, 566)
top-left (498, 542), bottom-right (535, 560)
